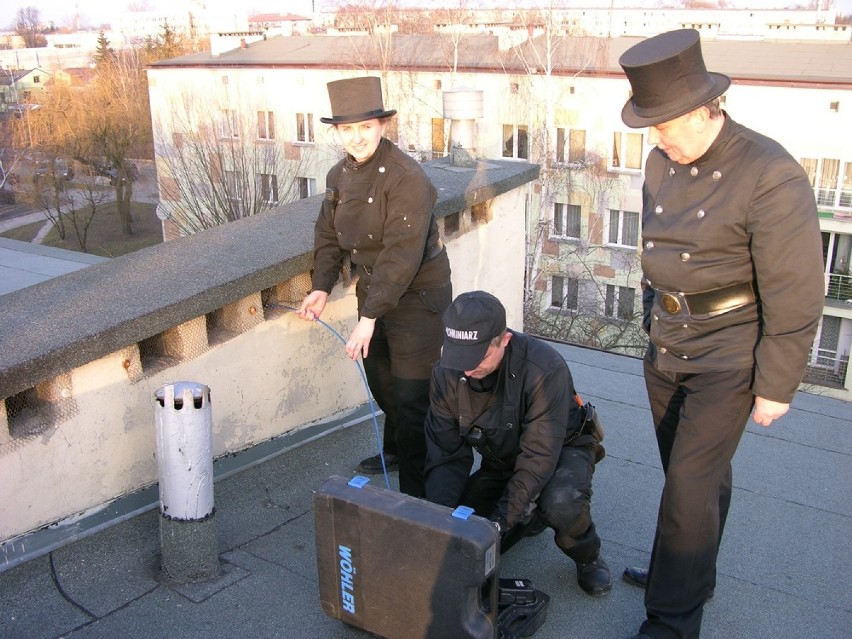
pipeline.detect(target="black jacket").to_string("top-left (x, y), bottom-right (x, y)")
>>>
top-left (641, 115), bottom-right (824, 403)
top-left (311, 138), bottom-right (445, 319)
top-left (424, 332), bottom-right (589, 527)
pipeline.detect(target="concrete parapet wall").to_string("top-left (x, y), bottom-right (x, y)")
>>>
top-left (0, 157), bottom-right (539, 545)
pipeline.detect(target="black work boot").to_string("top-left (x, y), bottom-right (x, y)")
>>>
top-left (576, 555), bottom-right (612, 597)
top-left (356, 453), bottom-right (398, 474)
top-left (622, 566), bottom-right (715, 601)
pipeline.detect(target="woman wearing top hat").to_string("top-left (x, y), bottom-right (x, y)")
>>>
top-left (617, 29), bottom-right (823, 639)
top-left (297, 76), bottom-right (452, 497)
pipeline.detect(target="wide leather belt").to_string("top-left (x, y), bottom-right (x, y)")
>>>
top-left (359, 239), bottom-right (444, 277)
top-left (656, 281), bottom-right (755, 317)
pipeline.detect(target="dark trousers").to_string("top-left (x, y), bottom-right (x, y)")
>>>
top-left (458, 444), bottom-right (601, 563)
top-left (641, 355), bottom-right (754, 639)
top-left (360, 283), bottom-right (452, 497)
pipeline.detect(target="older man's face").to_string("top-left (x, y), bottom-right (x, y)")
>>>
top-left (647, 109), bottom-right (708, 165)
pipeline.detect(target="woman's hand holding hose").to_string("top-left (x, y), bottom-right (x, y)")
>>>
top-left (296, 291), bottom-right (329, 322)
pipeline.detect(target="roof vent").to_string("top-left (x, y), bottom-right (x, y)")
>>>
top-left (443, 87), bottom-right (483, 167)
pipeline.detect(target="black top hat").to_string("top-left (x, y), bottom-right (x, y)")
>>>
top-left (320, 77), bottom-right (397, 125)
top-left (619, 29), bottom-right (730, 128)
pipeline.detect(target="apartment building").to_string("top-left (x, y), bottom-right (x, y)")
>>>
top-left (147, 31), bottom-right (852, 400)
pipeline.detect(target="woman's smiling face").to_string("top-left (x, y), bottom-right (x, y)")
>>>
top-left (336, 118), bottom-right (387, 162)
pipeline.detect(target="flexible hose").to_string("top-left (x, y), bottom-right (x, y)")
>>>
top-left (268, 304), bottom-right (391, 490)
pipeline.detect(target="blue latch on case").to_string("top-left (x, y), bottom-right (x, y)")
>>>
top-left (348, 476), bottom-right (370, 488)
top-left (451, 506), bottom-right (475, 520)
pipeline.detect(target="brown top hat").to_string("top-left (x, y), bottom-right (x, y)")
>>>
top-left (619, 29), bottom-right (730, 128)
top-left (320, 76), bottom-right (397, 125)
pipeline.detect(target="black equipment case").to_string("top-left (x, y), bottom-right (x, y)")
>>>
top-left (314, 475), bottom-right (500, 639)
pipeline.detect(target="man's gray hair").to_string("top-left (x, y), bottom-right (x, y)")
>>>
top-left (702, 97), bottom-right (723, 119)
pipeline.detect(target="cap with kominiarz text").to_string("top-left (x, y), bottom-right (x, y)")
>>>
top-left (441, 291), bottom-right (506, 372)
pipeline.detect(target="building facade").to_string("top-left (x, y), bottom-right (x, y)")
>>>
top-left (147, 31), bottom-right (852, 400)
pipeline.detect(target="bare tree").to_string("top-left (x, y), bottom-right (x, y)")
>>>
top-left (526, 241), bottom-right (647, 356)
top-left (337, 1), bottom-right (400, 77)
top-left (15, 7), bottom-right (46, 48)
top-left (525, 142), bottom-right (647, 356)
top-left (154, 92), bottom-right (313, 235)
top-left (26, 158), bottom-right (73, 241)
top-left (0, 118), bottom-right (26, 193)
top-left (66, 173), bottom-right (112, 252)
top-left (20, 70), bottom-right (140, 250)
top-left (81, 49), bottom-right (152, 235)
top-left (432, 1), bottom-right (476, 79)
top-left (488, 4), bottom-right (643, 352)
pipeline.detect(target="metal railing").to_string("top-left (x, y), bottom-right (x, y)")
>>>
top-left (804, 348), bottom-right (849, 388)
top-left (816, 188), bottom-right (852, 209)
top-left (826, 272), bottom-right (852, 302)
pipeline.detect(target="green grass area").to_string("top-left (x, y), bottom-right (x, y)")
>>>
top-left (1, 202), bottom-right (163, 257)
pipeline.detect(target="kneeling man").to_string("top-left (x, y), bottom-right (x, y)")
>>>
top-left (424, 291), bottom-right (611, 596)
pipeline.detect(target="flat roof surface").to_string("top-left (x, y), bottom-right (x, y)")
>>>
top-left (2, 342), bottom-right (849, 639)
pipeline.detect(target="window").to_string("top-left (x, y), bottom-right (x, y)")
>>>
top-left (556, 128), bottom-right (586, 164)
top-left (33, 75), bottom-right (40, 83)
top-left (257, 111), bottom-right (275, 140)
top-left (502, 124), bottom-right (528, 160)
top-left (608, 209), bottom-right (640, 247)
top-left (822, 230), bottom-right (852, 301)
top-left (259, 173), bottom-right (278, 203)
top-left (551, 276), bottom-right (579, 311)
top-left (605, 285), bottom-right (636, 321)
top-left (220, 109), bottom-right (239, 139)
top-left (296, 113), bottom-right (314, 143)
top-left (612, 131), bottom-right (644, 170)
top-left (384, 117), bottom-right (399, 145)
top-left (829, 101), bottom-right (839, 112)
top-left (431, 118), bottom-right (445, 159)
top-left (553, 203), bottom-right (581, 238)
top-left (297, 176), bottom-right (315, 199)
top-left (224, 170), bottom-right (240, 200)
top-left (801, 157), bottom-right (851, 208)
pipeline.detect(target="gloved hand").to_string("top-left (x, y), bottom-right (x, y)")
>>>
top-left (489, 510), bottom-right (510, 538)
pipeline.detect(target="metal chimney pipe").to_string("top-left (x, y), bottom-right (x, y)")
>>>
top-left (442, 88), bottom-right (484, 167)
top-left (155, 382), bottom-right (218, 583)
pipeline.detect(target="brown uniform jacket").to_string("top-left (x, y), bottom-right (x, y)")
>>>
top-left (312, 138), bottom-right (444, 319)
top-left (641, 115), bottom-right (824, 403)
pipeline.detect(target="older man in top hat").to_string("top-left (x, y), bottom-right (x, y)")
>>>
top-left (618, 29), bottom-right (824, 638)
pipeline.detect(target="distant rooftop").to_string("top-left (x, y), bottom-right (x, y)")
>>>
top-left (0, 238), bottom-right (108, 297)
top-left (149, 33), bottom-right (852, 87)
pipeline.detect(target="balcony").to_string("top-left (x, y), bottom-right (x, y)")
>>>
top-left (804, 348), bottom-right (850, 389)
top-left (1, 156), bottom-right (850, 639)
top-left (826, 272), bottom-right (852, 305)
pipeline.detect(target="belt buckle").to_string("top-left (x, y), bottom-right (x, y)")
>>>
top-left (661, 293), bottom-right (682, 314)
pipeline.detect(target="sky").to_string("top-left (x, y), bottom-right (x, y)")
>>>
top-left (2, 0), bottom-right (851, 31)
